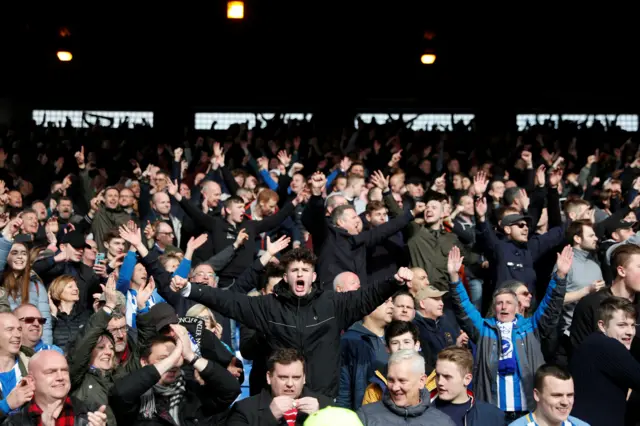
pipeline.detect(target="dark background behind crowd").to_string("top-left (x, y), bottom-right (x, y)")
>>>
top-left (1, 5), bottom-right (640, 426)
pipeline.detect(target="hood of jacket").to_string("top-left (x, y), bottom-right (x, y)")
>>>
top-left (345, 321), bottom-right (379, 339)
top-left (382, 387), bottom-right (431, 417)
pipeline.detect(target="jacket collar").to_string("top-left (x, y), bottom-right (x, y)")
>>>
top-left (273, 282), bottom-right (322, 306)
top-left (430, 388), bottom-right (476, 408)
top-left (382, 387), bottom-right (431, 417)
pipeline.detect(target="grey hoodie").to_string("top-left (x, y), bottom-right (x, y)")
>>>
top-left (554, 248), bottom-right (603, 333)
top-left (357, 388), bottom-right (455, 426)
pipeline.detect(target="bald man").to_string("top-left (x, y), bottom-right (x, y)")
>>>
top-left (407, 267), bottom-right (429, 297)
top-left (201, 181), bottom-right (223, 211)
top-left (334, 272), bottom-right (361, 292)
top-left (4, 350), bottom-right (107, 425)
top-left (174, 180), bottom-right (222, 264)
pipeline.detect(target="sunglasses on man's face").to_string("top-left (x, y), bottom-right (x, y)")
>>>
top-left (513, 222), bottom-right (528, 229)
top-left (19, 317), bottom-right (47, 325)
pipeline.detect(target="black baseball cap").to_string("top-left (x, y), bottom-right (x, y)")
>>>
top-left (147, 303), bottom-right (179, 332)
top-left (501, 214), bottom-right (533, 227)
top-left (60, 231), bottom-right (90, 249)
top-left (604, 220), bottom-right (637, 239)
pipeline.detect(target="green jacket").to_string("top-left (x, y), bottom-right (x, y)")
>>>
top-left (384, 192), bottom-right (479, 290)
top-left (68, 308), bottom-right (155, 425)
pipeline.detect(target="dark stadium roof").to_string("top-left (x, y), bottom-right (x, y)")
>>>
top-left (4, 5), bottom-right (640, 109)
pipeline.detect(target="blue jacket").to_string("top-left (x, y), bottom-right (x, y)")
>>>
top-left (338, 322), bottom-right (388, 410)
top-left (449, 274), bottom-right (566, 409)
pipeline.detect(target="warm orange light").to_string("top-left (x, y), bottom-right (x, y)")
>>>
top-left (227, 1), bottom-right (244, 19)
top-left (57, 51), bottom-right (72, 62)
top-left (420, 54), bottom-right (436, 65)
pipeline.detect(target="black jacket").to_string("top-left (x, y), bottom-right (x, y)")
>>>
top-left (109, 362), bottom-right (240, 426)
top-left (571, 332), bottom-right (640, 426)
top-left (316, 210), bottom-right (413, 289)
top-left (1, 396), bottom-right (91, 426)
top-left (32, 256), bottom-right (101, 311)
top-left (569, 287), bottom-right (640, 360)
top-left (177, 197), bottom-right (295, 282)
top-left (413, 312), bottom-right (460, 370)
top-left (51, 304), bottom-right (92, 353)
top-left (300, 195), bottom-right (330, 254)
top-left (180, 276), bottom-right (403, 398)
top-left (226, 387), bottom-right (333, 426)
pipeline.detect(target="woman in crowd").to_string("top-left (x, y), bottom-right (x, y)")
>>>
top-left (48, 274), bottom-right (92, 350)
top-left (0, 218), bottom-right (52, 343)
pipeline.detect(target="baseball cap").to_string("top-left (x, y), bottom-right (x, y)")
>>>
top-left (146, 303), bottom-right (179, 332)
top-left (415, 285), bottom-right (448, 300)
top-left (604, 220), bottom-right (637, 239)
top-left (501, 214), bottom-right (533, 227)
top-left (60, 231), bottom-right (90, 249)
top-left (304, 407), bottom-right (363, 426)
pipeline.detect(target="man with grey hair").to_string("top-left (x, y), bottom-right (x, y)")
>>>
top-left (317, 202), bottom-right (418, 289)
top-left (325, 193), bottom-right (349, 214)
top-left (447, 245), bottom-right (569, 423)
top-left (333, 272), bottom-right (361, 292)
top-left (357, 349), bottom-right (455, 425)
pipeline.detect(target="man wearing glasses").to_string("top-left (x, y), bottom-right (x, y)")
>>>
top-left (152, 221), bottom-right (177, 254)
top-left (189, 264), bottom-right (218, 288)
top-left (474, 198), bottom-right (568, 296)
top-left (14, 304), bottom-right (63, 356)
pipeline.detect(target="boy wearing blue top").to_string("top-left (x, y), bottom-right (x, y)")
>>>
top-left (509, 364), bottom-right (589, 426)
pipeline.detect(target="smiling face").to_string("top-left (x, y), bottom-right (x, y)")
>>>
top-left (599, 309), bottom-right (636, 349)
top-left (7, 243), bottom-right (29, 272)
top-left (534, 376), bottom-right (575, 424)
top-left (0, 314), bottom-right (22, 356)
top-left (90, 335), bottom-right (115, 371)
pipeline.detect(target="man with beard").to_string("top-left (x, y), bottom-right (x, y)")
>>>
top-left (554, 219), bottom-right (603, 365)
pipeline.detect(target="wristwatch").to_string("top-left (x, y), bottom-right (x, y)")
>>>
top-left (188, 355), bottom-right (201, 366)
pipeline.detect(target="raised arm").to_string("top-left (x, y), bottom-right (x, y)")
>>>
top-left (447, 246), bottom-right (483, 342)
top-left (167, 179), bottom-right (218, 233)
top-left (532, 246), bottom-right (570, 335)
top-left (68, 275), bottom-right (120, 389)
top-left (232, 235), bottom-right (290, 294)
top-left (334, 268), bottom-right (411, 330)
top-left (169, 277), bottom-right (271, 333)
